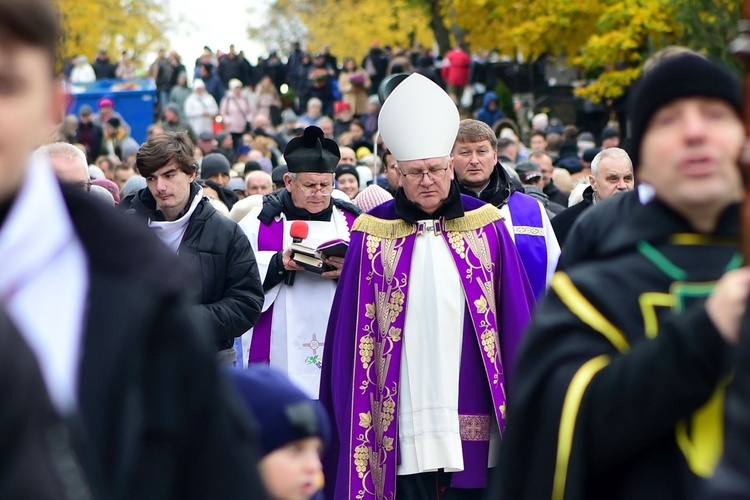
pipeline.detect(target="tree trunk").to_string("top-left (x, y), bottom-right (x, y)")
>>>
top-left (427, 0), bottom-right (452, 55)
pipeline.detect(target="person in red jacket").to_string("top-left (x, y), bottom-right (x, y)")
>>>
top-left (441, 45), bottom-right (471, 108)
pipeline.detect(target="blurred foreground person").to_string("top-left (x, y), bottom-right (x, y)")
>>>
top-left (0, 1), bottom-right (266, 498)
top-left (492, 54), bottom-right (750, 500)
top-left (229, 366), bottom-right (330, 500)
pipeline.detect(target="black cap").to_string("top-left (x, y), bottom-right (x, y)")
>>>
top-left (628, 54), bottom-right (741, 169)
top-left (272, 165), bottom-right (288, 184)
top-left (335, 163), bottom-right (360, 183)
top-left (283, 126), bottom-right (339, 173)
top-left (601, 126), bottom-right (619, 140)
top-left (244, 160), bottom-right (262, 175)
top-left (582, 147), bottom-right (601, 163)
top-left (201, 153), bottom-right (231, 179)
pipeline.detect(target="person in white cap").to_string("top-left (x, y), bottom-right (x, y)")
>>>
top-left (319, 73), bottom-right (536, 499)
top-left (184, 78), bottom-right (219, 136)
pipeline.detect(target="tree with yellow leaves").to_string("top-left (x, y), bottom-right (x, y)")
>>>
top-left (450, 0), bottom-right (739, 102)
top-left (54, 0), bottom-right (168, 67)
top-left (254, 0), bottom-right (435, 63)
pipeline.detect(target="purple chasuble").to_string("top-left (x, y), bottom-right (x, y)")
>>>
top-left (320, 195), bottom-right (535, 499)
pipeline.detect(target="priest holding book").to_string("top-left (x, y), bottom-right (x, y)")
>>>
top-left (319, 73), bottom-right (536, 499)
top-left (239, 125), bottom-right (361, 397)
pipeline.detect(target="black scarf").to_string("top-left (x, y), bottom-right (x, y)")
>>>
top-left (394, 182), bottom-right (464, 223)
top-left (457, 163), bottom-right (514, 208)
top-left (257, 189), bottom-right (361, 224)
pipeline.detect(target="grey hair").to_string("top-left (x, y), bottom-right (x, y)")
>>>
top-left (316, 116), bottom-right (334, 127)
top-left (591, 147), bottom-right (632, 176)
top-left (36, 142), bottom-right (89, 179)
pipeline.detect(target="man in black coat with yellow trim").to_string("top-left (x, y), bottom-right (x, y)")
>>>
top-left (490, 53), bottom-right (750, 499)
top-left (121, 133), bottom-right (264, 362)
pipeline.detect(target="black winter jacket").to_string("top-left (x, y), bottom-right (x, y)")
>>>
top-left (121, 184), bottom-right (264, 350)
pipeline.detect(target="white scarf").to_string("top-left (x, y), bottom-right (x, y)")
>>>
top-left (148, 187), bottom-right (203, 253)
top-left (0, 158), bottom-right (89, 414)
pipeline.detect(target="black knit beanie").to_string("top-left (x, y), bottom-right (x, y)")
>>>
top-left (628, 55), bottom-right (741, 169)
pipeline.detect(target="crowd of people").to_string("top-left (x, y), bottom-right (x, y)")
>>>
top-left (8, 0), bottom-right (750, 499)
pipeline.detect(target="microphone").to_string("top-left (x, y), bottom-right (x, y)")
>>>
top-left (285, 221), bottom-right (310, 286)
top-left (290, 220), bottom-right (309, 242)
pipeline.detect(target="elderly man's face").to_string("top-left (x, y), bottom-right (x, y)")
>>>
top-left (590, 156), bottom-right (634, 201)
top-left (452, 139), bottom-right (497, 192)
top-left (319, 120), bottom-right (334, 139)
top-left (639, 97), bottom-right (743, 219)
top-left (285, 172), bottom-right (334, 214)
top-left (246, 174), bottom-right (274, 196)
top-left (339, 147), bottom-right (357, 165)
top-left (398, 156), bottom-right (454, 214)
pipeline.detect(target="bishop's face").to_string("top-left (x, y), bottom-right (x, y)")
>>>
top-left (398, 156), bottom-right (454, 215)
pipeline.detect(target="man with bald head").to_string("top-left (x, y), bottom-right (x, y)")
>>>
top-left (338, 145), bottom-right (357, 165)
top-left (245, 170), bottom-right (274, 196)
top-left (38, 142), bottom-right (90, 190)
top-left (38, 142), bottom-right (117, 205)
top-left (320, 73), bottom-right (534, 499)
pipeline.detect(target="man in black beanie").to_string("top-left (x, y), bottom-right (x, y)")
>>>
top-left (491, 52), bottom-right (750, 499)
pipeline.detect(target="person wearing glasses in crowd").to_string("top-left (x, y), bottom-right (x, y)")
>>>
top-left (319, 73), bottom-right (535, 499)
top-left (38, 142), bottom-right (115, 205)
top-left (238, 125), bottom-right (360, 398)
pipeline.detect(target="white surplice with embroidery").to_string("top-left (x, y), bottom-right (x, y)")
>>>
top-left (239, 206), bottom-right (351, 398)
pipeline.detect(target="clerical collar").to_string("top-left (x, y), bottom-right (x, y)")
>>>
top-left (394, 182), bottom-right (464, 223)
top-left (280, 188), bottom-right (335, 221)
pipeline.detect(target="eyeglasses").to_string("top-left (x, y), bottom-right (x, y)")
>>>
top-left (295, 180), bottom-right (334, 196)
top-left (76, 181), bottom-right (92, 193)
top-left (399, 165), bottom-right (450, 184)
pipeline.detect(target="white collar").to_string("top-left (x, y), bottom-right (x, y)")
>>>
top-left (0, 158), bottom-right (76, 303)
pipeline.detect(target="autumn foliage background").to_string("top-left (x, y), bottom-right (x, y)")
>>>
top-left (55, 0), bottom-right (740, 102)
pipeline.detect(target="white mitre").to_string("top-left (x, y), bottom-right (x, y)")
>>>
top-left (377, 73), bottom-right (460, 162)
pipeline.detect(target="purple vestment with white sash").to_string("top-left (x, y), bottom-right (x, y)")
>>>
top-left (320, 195), bottom-right (535, 499)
